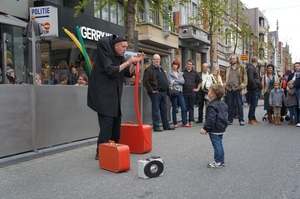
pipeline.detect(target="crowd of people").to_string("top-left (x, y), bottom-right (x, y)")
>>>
top-left (143, 54), bottom-right (299, 130)
top-left (3, 54), bottom-right (89, 86)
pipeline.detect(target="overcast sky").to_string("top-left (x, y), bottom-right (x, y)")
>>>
top-left (241, 0), bottom-right (300, 62)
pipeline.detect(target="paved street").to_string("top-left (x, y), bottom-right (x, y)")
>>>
top-left (1, 101), bottom-right (300, 199)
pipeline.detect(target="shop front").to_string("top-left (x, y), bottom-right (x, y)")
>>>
top-left (0, 13), bottom-right (27, 84)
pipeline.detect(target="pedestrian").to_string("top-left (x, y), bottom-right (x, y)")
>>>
top-left (200, 84), bottom-right (228, 168)
top-left (167, 60), bottom-right (191, 128)
top-left (196, 63), bottom-right (209, 123)
top-left (269, 81), bottom-right (285, 125)
top-left (247, 56), bottom-right (262, 125)
top-left (224, 54), bottom-right (247, 126)
top-left (204, 65), bottom-right (224, 100)
top-left (182, 59), bottom-right (201, 126)
top-left (291, 62), bottom-right (300, 127)
top-left (285, 80), bottom-right (298, 125)
top-left (143, 54), bottom-right (175, 132)
top-left (261, 64), bottom-right (280, 123)
top-left (88, 34), bottom-right (145, 160)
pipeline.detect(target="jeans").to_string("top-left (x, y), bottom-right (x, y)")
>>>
top-left (197, 91), bottom-right (208, 122)
top-left (226, 89), bottom-right (244, 123)
top-left (248, 89), bottom-right (260, 120)
top-left (296, 88), bottom-right (300, 109)
top-left (184, 92), bottom-right (196, 123)
top-left (170, 92), bottom-right (187, 125)
top-left (148, 91), bottom-right (170, 129)
top-left (209, 133), bottom-right (224, 163)
top-left (288, 105), bottom-right (298, 122)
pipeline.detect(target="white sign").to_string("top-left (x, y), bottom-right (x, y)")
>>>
top-left (80, 26), bottom-right (112, 41)
top-left (30, 6), bottom-right (58, 36)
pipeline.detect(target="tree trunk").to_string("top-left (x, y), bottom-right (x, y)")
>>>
top-left (125, 0), bottom-right (136, 52)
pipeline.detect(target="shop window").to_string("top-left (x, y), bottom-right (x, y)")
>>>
top-left (94, 1), bottom-right (124, 26)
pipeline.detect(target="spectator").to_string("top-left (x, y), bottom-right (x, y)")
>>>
top-left (57, 73), bottom-right (68, 85)
top-left (269, 81), bottom-right (285, 125)
top-left (247, 56), bottom-right (262, 125)
top-left (196, 63), bottom-right (209, 123)
top-left (224, 54), bottom-right (247, 126)
top-left (167, 60), bottom-right (191, 128)
top-left (58, 60), bottom-right (69, 70)
top-left (75, 72), bottom-right (88, 86)
top-left (68, 66), bottom-right (78, 85)
top-left (261, 64), bottom-right (279, 123)
top-left (36, 74), bottom-right (42, 85)
top-left (291, 62), bottom-right (300, 127)
top-left (204, 66), bottom-right (224, 100)
top-left (182, 59), bottom-right (201, 126)
top-left (143, 54), bottom-right (175, 132)
top-left (285, 80), bottom-right (298, 125)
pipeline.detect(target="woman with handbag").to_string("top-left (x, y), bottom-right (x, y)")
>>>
top-left (168, 60), bottom-right (191, 128)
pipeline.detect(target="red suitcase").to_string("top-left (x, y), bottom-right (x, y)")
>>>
top-left (99, 140), bottom-right (130, 173)
top-left (119, 121), bottom-right (152, 154)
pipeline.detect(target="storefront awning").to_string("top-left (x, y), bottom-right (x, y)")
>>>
top-left (0, 12), bottom-right (27, 28)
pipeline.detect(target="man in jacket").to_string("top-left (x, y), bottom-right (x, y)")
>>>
top-left (247, 56), bottom-right (262, 124)
top-left (143, 54), bottom-right (175, 132)
top-left (224, 54), bottom-right (247, 126)
top-left (88, 35), bottom-right (145, 160)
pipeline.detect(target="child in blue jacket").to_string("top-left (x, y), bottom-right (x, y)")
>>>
top-left (200, 84), bottom-right (228, 168)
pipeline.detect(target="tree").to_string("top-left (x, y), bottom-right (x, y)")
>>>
top-left (227, 0), bottom-right (252, 55)
top-left (194, 0), bottom-right (227, 69)
top-left (74, 0), bottom-right (183, 52)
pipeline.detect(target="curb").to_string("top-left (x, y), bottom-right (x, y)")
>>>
top-left (0, 138), bottom-right (97, 168)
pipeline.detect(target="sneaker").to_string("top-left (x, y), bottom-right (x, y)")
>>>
top-left (296, 123), bottom-right (300, 127)
top-left (182, 124), bottom-right (192, 128)
top-left (207, 161), bottom-right (223, 168)
top-left (239, 121), bottom-right (245, 126)
top-left (227, 121), bottom-right (233, 125)
top-left (189, 121), bottom-right (194, 126)
top-left (174, 124), bottom-right (178, 128)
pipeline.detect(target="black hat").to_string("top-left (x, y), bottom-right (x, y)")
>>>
top-left (113, 36), bottom-right (127, 45)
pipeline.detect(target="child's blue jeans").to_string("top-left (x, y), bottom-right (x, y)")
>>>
top-left (209, 133), bottom-right (224, 163)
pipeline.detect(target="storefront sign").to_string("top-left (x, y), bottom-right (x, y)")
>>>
top-left (80, 26), bottom-right (112, 41)
top-left (241, 54), bottom-right (249, 61)
top-left (30, 6), bottom-right (58, 36)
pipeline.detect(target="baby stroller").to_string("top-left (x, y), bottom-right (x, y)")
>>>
top-left (262, 108), bottom-right (290, 122)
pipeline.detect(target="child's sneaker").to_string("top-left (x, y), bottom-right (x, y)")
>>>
top-left (297, 123), bottom-right (300, 127)
top-left (207, 161), bottom-right (223, 168)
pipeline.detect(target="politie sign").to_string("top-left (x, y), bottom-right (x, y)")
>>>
top-left (30, 6), bottom-right (58, 36)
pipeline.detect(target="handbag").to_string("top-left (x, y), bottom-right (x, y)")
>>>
top-left (169, 86), bottom-right (179, 97)
top-left (202, 82), bottom-right (208, 93)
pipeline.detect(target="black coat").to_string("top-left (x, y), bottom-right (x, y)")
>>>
top-left (247, 64), bottom-right (262, 91)
top-left (203, 99), bottom-right (228, 133)
top-left (87, 35), bottom-right (132, 117)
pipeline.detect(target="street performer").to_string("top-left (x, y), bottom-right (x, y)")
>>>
top-left (88, 34), bottom-right (145, 160)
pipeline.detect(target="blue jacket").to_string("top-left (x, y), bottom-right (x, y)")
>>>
top-left (203, 99), bottom-right (228, 133)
